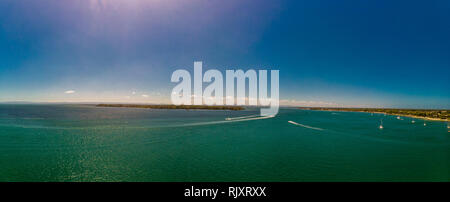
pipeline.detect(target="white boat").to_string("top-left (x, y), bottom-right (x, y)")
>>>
top-left (411, 120), bottom-right (415, 123)
top-left (379, 120), bottom-right (383, 129)
top-left (397, 116), bottom-right (401, 120)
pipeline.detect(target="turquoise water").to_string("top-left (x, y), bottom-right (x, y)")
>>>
top-left (0, 104), bottom-right (448, 182)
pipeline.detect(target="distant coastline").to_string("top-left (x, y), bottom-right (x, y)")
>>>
top-left (96, 104), bottom-right (244, 111)
top-left (299, 107), bottom-right (449, 122)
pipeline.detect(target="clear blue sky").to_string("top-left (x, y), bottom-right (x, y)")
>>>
top-left (0, 0), bottom-right (449, 108)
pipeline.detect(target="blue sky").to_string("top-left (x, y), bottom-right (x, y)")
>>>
top-left (0, 0), bottom-right (449, 108)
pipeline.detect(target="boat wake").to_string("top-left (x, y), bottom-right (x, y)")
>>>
top-left (0, 115), bottom-right (275, 130)
top-left (288, 120), bottom-right (324, 131)
top-left (180, 115), bottom-right (274, 127)
top-left (225, 115), bottom-right (260, 121)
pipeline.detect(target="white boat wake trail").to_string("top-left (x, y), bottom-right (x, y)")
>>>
top-left (180, 115), bottom-right (274, 127)
top-left (225, 115), bottom-right (260, 120)
top-left (288, 120), bottom-right (324, 131)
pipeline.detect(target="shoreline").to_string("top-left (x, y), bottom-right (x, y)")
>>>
top-left (371, 112), bottom-right (448, 122)
top-left (96, 104), bottom-right (244, 111)
top-left (300, 107), bottom-right (449, 122)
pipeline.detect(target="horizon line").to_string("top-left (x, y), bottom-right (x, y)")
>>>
top-left (0, 101), bottom-right (448, 110)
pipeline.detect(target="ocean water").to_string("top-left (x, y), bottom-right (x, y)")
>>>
top-left (0, 104), bottom-right (448, 182)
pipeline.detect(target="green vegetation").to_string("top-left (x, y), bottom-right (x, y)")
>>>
top-left (97, 104), bottom-right (244, 111)
top-left (300, 107), bottom-right (449, 121)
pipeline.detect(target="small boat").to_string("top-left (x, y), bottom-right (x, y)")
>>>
top-left (397, 116), bottom-right (401, 120)
top-left (423, 122), bottom-right (427, 126)
top-left (379, 120), bottom-right (383, 129)
top-left (411, 120), bottom-right (415, 123)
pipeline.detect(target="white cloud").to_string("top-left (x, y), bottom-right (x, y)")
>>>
top-left (64, 90), bottom-right (75, 94)
top-left (142, 94), bottom-right (149, 98)
top-left (132, 91), bottom-right (136, 95)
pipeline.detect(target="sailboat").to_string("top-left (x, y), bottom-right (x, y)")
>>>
top-left (379, 119), bottom-right (384, 129)
top-left (423, 121), bottom-right (427, 126)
